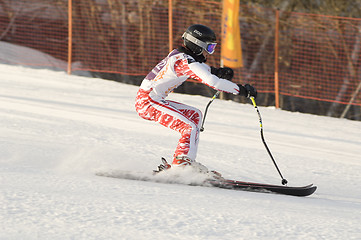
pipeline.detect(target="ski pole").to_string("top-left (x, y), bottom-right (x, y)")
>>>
top-left (200, 91), bottom-right (220, 132)
top-left (250, 97), bottom-right (288, 185)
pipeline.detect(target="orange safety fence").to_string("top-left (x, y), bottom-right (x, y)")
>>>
top-left (0, 0), bottom-right (68, 66)
top-left (0, 0), bottom-right (360, 119)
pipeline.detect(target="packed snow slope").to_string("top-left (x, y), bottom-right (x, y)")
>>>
top-left (1, 64), bottom-right (361, 240)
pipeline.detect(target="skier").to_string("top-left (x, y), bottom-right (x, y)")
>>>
top-left (135, 24), bottom-right (257, 173)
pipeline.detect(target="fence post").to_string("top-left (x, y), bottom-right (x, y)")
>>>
top-left (274, 9), bottom-right (280, 108)
top-left (67, 0), bottom-right (73, 75)
top-left (168, 0), bottom-right (173, 52)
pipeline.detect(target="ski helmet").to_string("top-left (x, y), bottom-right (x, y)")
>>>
top-left (182, 24), bottom-right (217, 55)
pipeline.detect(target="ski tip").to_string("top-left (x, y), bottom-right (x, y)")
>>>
top-left (161, 157), bottom-right (168, 164)
top-left (307, 185), bottom-right (317, 196)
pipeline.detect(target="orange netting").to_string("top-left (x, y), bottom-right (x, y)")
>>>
top-left (0, 0), bottom-right (68, 67)
top-left (0, 0), bottom-right (360, 118)
top-left (279, 12), bottom-right (361, 106)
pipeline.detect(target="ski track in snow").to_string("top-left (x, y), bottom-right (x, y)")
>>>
top-left (1, 64), bottom-right (361, 240)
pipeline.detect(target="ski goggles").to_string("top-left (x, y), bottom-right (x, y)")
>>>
top-left (182, 32), bottom-right (217, 54)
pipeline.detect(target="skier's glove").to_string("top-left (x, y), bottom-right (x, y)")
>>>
top-left (211, 67), bottom-right (234, 80)
top-left (238, 84), bottom-right (257, 99)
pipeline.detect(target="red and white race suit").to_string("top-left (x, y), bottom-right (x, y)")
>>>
top-left (135, 49), bottom-right (240, 164)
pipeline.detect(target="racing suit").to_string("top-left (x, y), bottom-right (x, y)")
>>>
top-left (135, 48), bottom-right (240, 165)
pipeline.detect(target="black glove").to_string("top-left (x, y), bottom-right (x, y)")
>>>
top-left (238, 84), bottom-right (257, 99)
top-left (211, 67), bottom-right (234, 80)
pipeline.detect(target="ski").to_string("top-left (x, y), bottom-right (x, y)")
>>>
top-left (96, 170), bottom-right (317, 197)
top-left (206, 178), bottom-right (317, 197)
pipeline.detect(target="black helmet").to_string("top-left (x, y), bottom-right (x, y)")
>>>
top-left (182, 24), bottom-right (217, 55)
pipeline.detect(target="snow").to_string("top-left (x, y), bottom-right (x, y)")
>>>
top-left (0, 41), bottom-right (90, 76)
top-left (0, 63), bottom-right (360, 240)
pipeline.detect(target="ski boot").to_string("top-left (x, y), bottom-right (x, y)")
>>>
top-left (172, 156), bottom-right (209, 173)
